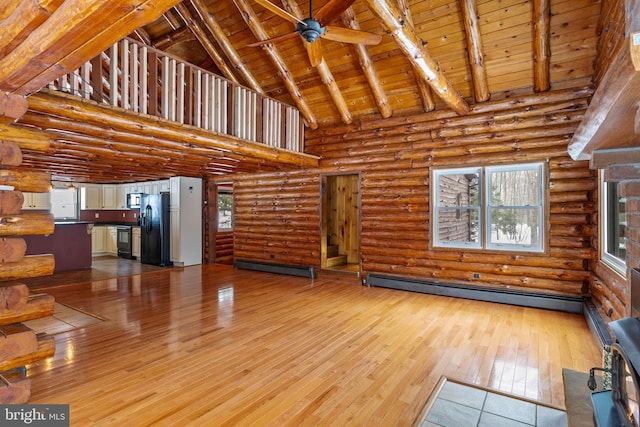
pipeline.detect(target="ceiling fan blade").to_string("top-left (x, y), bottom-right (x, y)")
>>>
top-left (305, 39), bottom-right (323, 67)
top-left (321, 26), bottom-right (382, 45)
top-left (314, 0), bottom-right (356, 26)
top-left (246, 31), bottom-right (299, 47)
top-left (253, 0), bottom-right (307, 26)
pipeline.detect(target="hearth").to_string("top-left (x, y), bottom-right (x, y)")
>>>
top-left (588, 317), bottom-right (640, 427)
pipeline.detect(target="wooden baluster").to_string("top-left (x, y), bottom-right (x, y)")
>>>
top-left (109, 42), bottom-right (118, 107)
top-left (130, 42), bottom-right (139, 112)
top-left (121, 39), bottom-right (129, 110)
top-left (176, 62), bottom-right (185, 124)
top-left (90, 55), bottom-right (103, 102)
top-left (161, 56), bottom-right (169, 120)
top-left (139, 46), bottom-right (148, 115)
top-left (202, 73), bottom-right (210, 130)
top-left (148, 51), bottom-right (158, 117)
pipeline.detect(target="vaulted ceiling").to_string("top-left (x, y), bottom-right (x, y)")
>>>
top-left (1, 0), bottom-right (602, 183)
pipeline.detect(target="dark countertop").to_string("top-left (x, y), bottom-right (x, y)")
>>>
top-left (55, 221), bottom-right (139, 226)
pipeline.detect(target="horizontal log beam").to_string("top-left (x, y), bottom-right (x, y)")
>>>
top-left (27, 91), bottom-right (319, 168)
top-left (0, 294), bottom-right (55, 325)
top-left (0, 171), bottom-right (50, 193)
top-left (0, 254), bottom-right (55, 281)
top-left (0, 323), bottom-right (38, 361)
top-left (0, 212), bottom-right (54, 237)
top-left (0, 124), bottom-right (50, 152)
top-left (0, 332), bottom-right (54, 372)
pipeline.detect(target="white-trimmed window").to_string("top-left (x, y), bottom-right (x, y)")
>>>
top-left (433, 162), bottom-right (545, 252)
top-left (601, 175), bottom-right (626, 274)
top-left (217, 189), bottom-right (233, 231)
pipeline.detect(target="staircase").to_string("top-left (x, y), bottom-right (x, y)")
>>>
top-left (326, 245), bottom-right (348, 267)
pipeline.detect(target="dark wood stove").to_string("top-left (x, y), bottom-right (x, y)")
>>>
top-left (589, 317), bottom-right (640, 427)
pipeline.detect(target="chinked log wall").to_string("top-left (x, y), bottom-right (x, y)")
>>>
top-left (233, 87), bottom-right (596, 297)
top-left (587, 0), bottom-right (628, 322)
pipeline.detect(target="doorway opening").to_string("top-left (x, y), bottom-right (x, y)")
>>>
top-left (321, 174), bottom-right (360, 277)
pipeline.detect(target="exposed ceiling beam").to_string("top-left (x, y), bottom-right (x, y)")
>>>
top-left (363, 0), bottom-right (469, 115)
top-left (0, 0), bottom-right (184, 95)
top-left (233, 0), bottom-right (319, 129)
top-left (533, 0), bottom-right (551, 92)
top-left (341, 7), bottom-right (392, 119)
top-left (0, 1), bottom-right (20, 21)
top-left (395, 0), bottom-right (435, 112)
top-left (280, 0), bottom-right (352, 125)
top-left (0, 0), bottom-right (64, 58)
top-left (152, 27), bottom-right (196, 51)
top-left (130, 28), bottom-right (152, 46)
top-left (190, 0), bottom-right (266, 95)
top-left (174, 3), bottom-right (242, 85)
top-left (459, 0), bottom-right (490, 102)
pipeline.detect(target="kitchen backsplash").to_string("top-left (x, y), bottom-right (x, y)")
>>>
top-left (80, 209), bottom-right (140, 223)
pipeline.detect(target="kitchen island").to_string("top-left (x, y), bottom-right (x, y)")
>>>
top-left (24, 222), bottom-right (93, 272)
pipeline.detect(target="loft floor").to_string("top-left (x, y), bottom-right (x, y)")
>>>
top-left (26, 263), bottom-right (601, 425)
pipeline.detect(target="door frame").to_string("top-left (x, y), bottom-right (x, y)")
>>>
top-left (319, 172), bottom-right (362, 275)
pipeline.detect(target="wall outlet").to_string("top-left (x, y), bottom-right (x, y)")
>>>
top-left (122, 212), bottom-right (126, 218)
top-left (94, 213), bottom-right (99, 219)
top-left (133, 213), bottom-right (137, 218)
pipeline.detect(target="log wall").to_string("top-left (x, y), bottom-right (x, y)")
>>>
top-left (232, 87), bottom-right (597, 296)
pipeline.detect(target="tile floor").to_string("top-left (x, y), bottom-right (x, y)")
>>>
top-left (24, 302), bottom-right (104, 335)
top-left (419, 378), bottom-right (568, 427)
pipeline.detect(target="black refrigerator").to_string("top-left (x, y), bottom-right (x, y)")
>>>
top-left (140, 193), bottom-right (172, 266)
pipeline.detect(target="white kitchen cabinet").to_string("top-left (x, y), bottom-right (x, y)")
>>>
top-left (143, 181), bottom-right (160, 195)
top-left (102, 185), bottom-right (118, 209)
top-left (91, 225), bottom-right (106, 254)
top-left (158, 180), bottom-right (170, 193)
top-left (170, 209), bottom-right (180, 262)
top-left (22, 192), bottom-right (51, 210)
top-left (106, 226), bottom-right (117, 255)
top-left (132, 226), bottom-right (141, 259)
top-left (117, 184), bottom-right (128, 209)
top-left (81, 184), bottom-right (102, 209)
top-left (169, 177), bottom-right (202, 266)
top-left (81, 184), bottom-right (119, 210)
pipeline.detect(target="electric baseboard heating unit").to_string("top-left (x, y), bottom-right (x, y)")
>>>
top-left (366, 273), bottom-right (583, 313)
top-left (234, 259), bottom-right (317, 279)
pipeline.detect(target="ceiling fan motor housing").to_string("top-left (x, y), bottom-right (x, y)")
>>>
top-left (298, 18), bottom-right (324, 43)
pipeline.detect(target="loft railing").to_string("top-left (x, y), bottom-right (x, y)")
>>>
top-left (46, 37), bottom-right (304, 152)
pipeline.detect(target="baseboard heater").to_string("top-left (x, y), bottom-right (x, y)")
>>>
top-left (583, 299), bottom-right (613, 348)
top-left (366, 273), bottom-right (584, 313)
top-left (234, 259), bottom-right (317, 279)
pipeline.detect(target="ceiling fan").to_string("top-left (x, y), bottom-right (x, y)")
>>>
top-left (248, 0), bottom-right (382, 67)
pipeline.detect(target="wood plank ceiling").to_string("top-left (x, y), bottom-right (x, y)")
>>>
top-left (1, 0), bottom-right (601, 183)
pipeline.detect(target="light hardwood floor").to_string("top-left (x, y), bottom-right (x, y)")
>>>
top-left (27, 263), bottom-right (602, 426)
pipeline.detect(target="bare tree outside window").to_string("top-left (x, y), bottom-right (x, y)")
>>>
top-left (218, 191), bottom-right (233, 230)
top-left (433, 163), bottom-right (544, 252)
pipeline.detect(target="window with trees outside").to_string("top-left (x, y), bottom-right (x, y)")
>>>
top-left (601, 176), bottom-right (626, 275)
top-left (217, 190), bottom-right (233, 231)
top-left (432, 162), bottom-right (545, 252)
